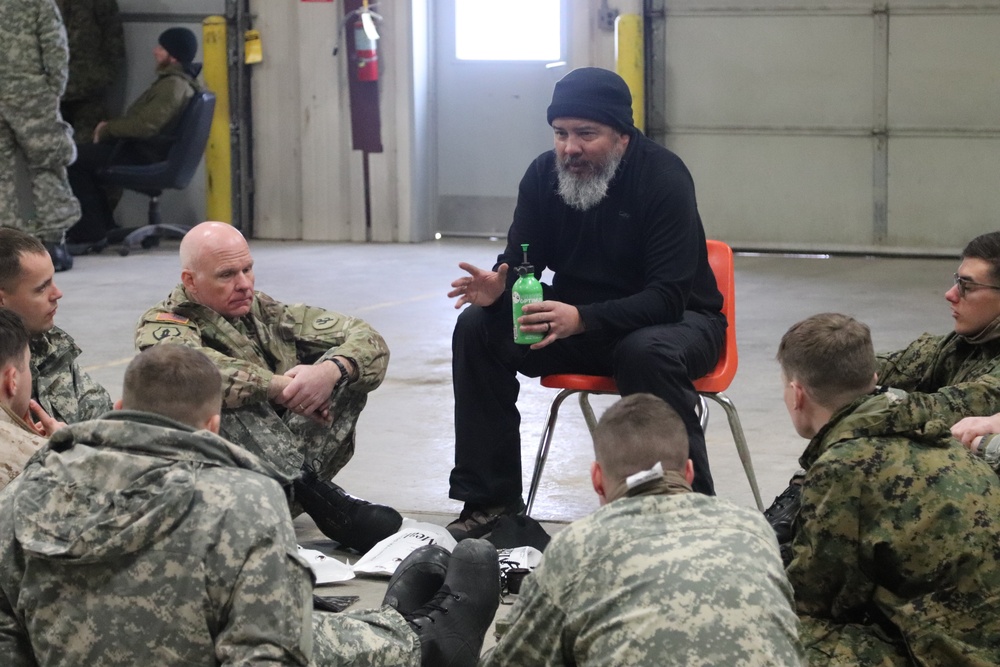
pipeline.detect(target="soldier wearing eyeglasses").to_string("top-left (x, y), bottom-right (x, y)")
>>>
top-left (766, 231), bottom-right (1000, 557)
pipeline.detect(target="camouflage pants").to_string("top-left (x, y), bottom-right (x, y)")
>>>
top-left (0, 92), bottom-right (80, 242)
top-left (311, 607), bottom-right (420, 667)
top-left (800, 617), bottom-right (910, 667)
top-left (221, 389), bottom-right (369, 482)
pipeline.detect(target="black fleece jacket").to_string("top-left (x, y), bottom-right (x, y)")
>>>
top-left (495, 130), bottom-right (723, 335)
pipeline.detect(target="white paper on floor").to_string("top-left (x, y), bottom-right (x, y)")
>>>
top-left (298, 546), bottom-right (356, 584)
top-left (351, 518), bottom-right (458, 576)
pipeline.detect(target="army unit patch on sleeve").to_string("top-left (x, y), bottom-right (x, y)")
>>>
top-left (155, 313), bottom-right (190, 325)
top-left (313, 315), bottom-right (337, 330)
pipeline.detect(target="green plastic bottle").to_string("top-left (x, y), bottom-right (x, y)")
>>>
top-left (512, 243), bottom-right (544, 344)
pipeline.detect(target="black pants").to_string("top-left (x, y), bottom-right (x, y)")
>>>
top-left (66, 142), bottom-right (150, 243)
top-left (449, 298), bottom-right (726, 506)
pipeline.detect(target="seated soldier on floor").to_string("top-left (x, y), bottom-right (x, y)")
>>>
top-left (0, 345), bottom-right (500, 667)
top-left (480, 393), bottom-right (804, 667)
top-left (0, 310), bottom-right (48, 490)
top-left (765, 230), bottom-right (1000, 548)
top-left (0, 228), bottom-right (112, 424)
top-left (135, 221), bottom-right (401, 554)
top-left (777, 313), bottom-right (1000, 666)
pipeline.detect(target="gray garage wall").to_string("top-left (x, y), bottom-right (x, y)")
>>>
top-left (653, 0), bottom-right (1000, 255)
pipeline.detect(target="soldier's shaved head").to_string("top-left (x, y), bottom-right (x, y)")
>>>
top-left (592, 393), bottom-right (689, 489)
top-left (179, 221), bottom-right (256, 319)
top-left (122, 345), bottom-right (222, 428)
top-left (179, 221), bottom-right (247, 272)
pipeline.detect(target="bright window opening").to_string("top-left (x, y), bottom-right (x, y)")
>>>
top-left (455, 0), bottom-right (561, 61)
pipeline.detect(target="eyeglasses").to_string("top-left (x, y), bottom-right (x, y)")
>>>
top-left (953, 273), bottom-right (1000, 298)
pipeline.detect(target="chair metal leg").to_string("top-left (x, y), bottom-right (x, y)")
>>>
top-left (702, 392), bottom-right (764, 511)
top-left (525, 388), bottom-right (577, 517)
top-left (696, 394), bottom-right (710, 433)
top-left (579, 391), bottom-right (598, 433)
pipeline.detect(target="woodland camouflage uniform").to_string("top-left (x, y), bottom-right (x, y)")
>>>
top-left (135, 286), bottom-right (389, 481)
top-left (55, 0), bottom-right (125, 142)
top-left (788, 388), bottom-right (1000, 667)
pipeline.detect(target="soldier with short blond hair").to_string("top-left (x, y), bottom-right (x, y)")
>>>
top-left (778, 313), bottom-right (1000, 666)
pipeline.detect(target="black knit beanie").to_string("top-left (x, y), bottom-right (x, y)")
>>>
top-left (546, 67), bottom-right (634, 131)
top-left (159, 27), bottom-right (198, 65)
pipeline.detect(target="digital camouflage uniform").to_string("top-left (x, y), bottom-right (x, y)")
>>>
top-left (55, 0), bottom-right (125, 143)
top-left (0, 404), bottom-right (45, 491)
top-left (482, 474), bottom-right (805, 667)
top-left (30, 325), bottom-right (113, 424)
top-left (876, 331), bottom-right (1000, 416)
top-left (787, 388), bottom-right (1000, 667)
top-left (0, 0), bottom-right (81, 243)
top-left (135, 285), bottom-right (390, 480)
top-left (0, 412), bottom-right (419, 666)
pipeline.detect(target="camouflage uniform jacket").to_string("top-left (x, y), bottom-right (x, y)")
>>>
top-left (0, 0), bottom-right (68, 97)
top-left (30, 326), bottom-right (113, 424)
top-left (135, 285), bottom-right (389, 410)
top-left (877, 332), bottom-right (1000, 414)
top-left (0, 404), bottom-right (45, 491)
top-left (0, 412), bottom-right (314, 666)
top-left (482, 486), bottom-right (805, 666)
top-left (54, 0), bottom-right (124, 102)
top-left (788, 389), bottom-right (1000, 666)
top-left (96, 63), bottom-right (200, 144)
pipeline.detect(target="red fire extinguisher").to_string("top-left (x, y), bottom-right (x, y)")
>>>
top-left (354, 20), bottom-right (378, 81)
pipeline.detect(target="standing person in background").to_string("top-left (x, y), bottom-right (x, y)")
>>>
top-left (56, 0), bottom-right (125, 144)
top-left (0, 0), bottom-right (81, 272)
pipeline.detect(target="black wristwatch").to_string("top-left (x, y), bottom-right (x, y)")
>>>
top-left (330, 357), bottom-right (353, 392)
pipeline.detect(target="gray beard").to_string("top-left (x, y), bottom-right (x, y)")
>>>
top-left (555, 148), bottom-right (624, 211)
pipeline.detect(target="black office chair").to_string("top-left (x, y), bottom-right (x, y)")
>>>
top-left (100, 90), bottom-right (216, 255)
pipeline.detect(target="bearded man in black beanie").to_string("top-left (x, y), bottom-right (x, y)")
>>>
top-left (446, 67), bottom-right (726, 539)
top-left (65, 26), bottom-right (205, 249)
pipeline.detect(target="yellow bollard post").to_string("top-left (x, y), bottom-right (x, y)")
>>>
top-left (202, 16), bottom-right (232, 224)
top-left (615, 13), bottom-right (644, 134)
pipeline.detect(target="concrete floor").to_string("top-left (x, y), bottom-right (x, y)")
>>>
top-left (55, 236), bottom-right (961, 648)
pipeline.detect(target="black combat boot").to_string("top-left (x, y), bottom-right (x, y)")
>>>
top-left (44, 242), bottom-right (73, 272)
top-left (763, 472), bottom-right (804, 566)
top-left (383, 544), bottom-right (451, 615)
top-left (294, 466), bottom-right (402, 554)
top-left (404, 538), bottom-right (500, 667)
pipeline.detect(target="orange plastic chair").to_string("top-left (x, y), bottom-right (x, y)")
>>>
top-left (524, 240), bottom-right (764, 515)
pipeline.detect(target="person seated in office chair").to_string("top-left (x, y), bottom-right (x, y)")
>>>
top-left (776, 313), bottom-right (1000, 666)
top-left (65, 26), bottom-right (204, 252)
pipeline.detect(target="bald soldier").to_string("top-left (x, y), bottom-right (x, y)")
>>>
top-left (135, 221), bottom-right (401, 553)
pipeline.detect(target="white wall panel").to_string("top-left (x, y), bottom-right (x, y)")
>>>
top-left (665, 16), bottom-right (873, 130)
top-left (251, 1), bottom-right (303, 238)
top-left (669, 135), bottom-right (874, 247)
top-left (889, 15), bottom-right (1000, 130)
top-left (889, 138), bottom-right (1000, 246)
